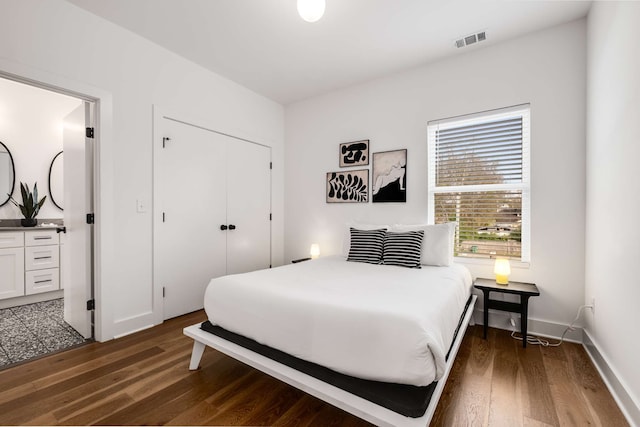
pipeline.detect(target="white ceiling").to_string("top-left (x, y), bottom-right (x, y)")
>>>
top-left (66, 0), bottom-right (591, 105)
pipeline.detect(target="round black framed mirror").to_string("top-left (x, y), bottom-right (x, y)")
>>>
top-left (0, 141), bottom-right (16, 207)
top-left (48, 151), bottom-right (63, 210)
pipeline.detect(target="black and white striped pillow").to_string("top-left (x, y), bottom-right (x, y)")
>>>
top-left (382, 230), bottom-right (424, 268)
top-left (347, 228), bottom-right (386, 264)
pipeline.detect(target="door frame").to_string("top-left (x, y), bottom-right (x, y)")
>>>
top-left (0, 58), bottom-right (114, 341)
top-left (152, 105), bottom-right (273, 324)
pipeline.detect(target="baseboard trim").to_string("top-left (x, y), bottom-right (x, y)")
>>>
top-left (472, 308), bottom-right (583, 344)
top-left (113, 323), bottom-right (154, 340)
top-left (0, 290), bottom-right (64, 310)
top-left (111, 310), bottom-right (155, 340)
top-left (583, 329), bottom-right (640, 427)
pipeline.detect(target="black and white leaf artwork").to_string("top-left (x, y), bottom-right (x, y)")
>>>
top-left (326, 170), bottom-right (368, 203)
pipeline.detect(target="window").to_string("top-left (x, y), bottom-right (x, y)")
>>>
top-left (427, 105), bottom-right (530, 262)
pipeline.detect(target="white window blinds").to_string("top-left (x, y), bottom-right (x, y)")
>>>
top-left (428, 105), bottom-right (530, 261)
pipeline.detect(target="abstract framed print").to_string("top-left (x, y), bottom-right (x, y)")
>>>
top-left (339, 140), bottom-right (369, 167)
top-left (326, 169), bottom-right (368, 203)
top-left (372, 149), bottom-right (406, 203)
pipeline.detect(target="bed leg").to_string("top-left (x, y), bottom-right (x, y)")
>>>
top-left (189, 340), bottom-right (206, 370)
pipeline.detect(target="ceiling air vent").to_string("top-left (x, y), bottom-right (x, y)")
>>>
top-left (455, 30), bottom-right (487, 48)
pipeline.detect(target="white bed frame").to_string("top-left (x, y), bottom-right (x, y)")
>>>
top-left (184, 294), bottom-right (476, 427)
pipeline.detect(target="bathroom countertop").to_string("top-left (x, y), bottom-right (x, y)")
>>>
top-left (0, 219), bottom-right (63, 231)
top-left (0, 225), bottom-right (62, 231)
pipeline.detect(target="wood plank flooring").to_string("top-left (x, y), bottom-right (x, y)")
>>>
top-left (0, 310), bottom-right (628, 426)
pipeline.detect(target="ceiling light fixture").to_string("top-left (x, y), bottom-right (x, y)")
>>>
top-left (297, 0), bottom-right (325, 23)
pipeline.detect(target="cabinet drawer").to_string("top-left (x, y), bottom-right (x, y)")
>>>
top-left (25, 230), bottom-right (59, 246)
top-left (25, 245), bottom-right (59, 271)
top-left (0, 232), bottom-right (24, 249)
top-left (25, 268), bottom-right (59, 295)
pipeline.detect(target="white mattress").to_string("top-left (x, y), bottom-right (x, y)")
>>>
top-left (204, 256), bottom-right (472, 387)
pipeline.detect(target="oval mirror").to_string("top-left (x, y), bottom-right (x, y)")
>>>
top-left (0, 141), bottom-right (15, 207)
top-left (49, 151), bottom-right (63, 210)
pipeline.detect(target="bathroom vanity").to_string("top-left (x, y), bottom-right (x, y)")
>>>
top-left (0, 226), bottom-right (63, 308)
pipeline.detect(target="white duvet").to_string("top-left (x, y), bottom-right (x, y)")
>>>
top-left (204, 256), bottom-right (472, 387)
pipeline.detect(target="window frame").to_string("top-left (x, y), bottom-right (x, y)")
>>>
top-left (427, 104), bottom-right (531, 263)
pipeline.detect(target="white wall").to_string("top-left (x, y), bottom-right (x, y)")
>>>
top-left (0, 78), bottom-right (81, 220)
top-left (586, 2), bottom-right (640, 423)
top-left (285, 20), bottom-right (587, 335)
top-left (0, 0), bottom-right (284, 339)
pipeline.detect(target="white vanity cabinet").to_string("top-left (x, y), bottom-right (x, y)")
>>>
top-left (0, 229), bottom-right (61, 301)
top-left (0, 232), bottom-right (25, 299)
top-left (25, 230), bottom-right (60, 295)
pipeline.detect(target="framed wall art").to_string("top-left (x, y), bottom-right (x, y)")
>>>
top-left (326, 169), bottom-right (368, 203)
top-left (372, 149), bottom-right (407, 203)
top-left (339, 140), bottom-right (369, 167)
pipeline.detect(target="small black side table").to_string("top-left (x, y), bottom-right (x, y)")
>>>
top-left (473, 278), bottom-right (540, 348)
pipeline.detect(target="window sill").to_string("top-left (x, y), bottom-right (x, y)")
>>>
top-left (453, 256), bottom-right (530, 269)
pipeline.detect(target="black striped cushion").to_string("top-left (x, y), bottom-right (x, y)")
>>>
top-left (347, 228), bottom-right (386, 264)
top-left (382, 230), bottom-right (424, 268)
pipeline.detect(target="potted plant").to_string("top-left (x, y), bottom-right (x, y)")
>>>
top-left (9, 182), bottom-right (47, 227)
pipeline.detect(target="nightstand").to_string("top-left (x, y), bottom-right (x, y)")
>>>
top-left (473, 278), bottom-right (540, 348)
top-left (291, 257), bottom-right (311, 263)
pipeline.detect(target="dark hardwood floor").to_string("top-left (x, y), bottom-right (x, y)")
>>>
top-left (0, 310), bottom-right (628, 426)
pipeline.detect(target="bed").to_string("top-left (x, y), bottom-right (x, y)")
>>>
top-left (184, 255), bottom-right (476, 426)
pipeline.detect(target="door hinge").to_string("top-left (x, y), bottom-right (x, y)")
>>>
top-left (86, 213), bottom-right (95, 224)
top-left (163, 137), bottom-right (171, 148)
top-left (269, 213), bottom-right (272, 221)
top-left (163, 287), bottom-right (165, 298)
top-left (86, 299), bottom-right (95, 311)
top-left (86, 127), bottom-right (94, 139)
top-left (162, 212), bottom-right (165, 222)
top-left (270, 162), bottom-right (272, 169)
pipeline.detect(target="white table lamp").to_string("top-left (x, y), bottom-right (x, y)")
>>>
top-left (494, 258), bottom-right (511, 285)
top-left (310, 243), bottom-right (320, 259)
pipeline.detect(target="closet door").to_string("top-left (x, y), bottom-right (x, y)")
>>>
top-left (156, 119), bottom-right (227, 320)
top-left (226, 141), bottom-right (271, 275)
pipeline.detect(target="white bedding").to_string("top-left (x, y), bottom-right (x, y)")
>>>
top-left (204, 256), bottom-right (472, 387)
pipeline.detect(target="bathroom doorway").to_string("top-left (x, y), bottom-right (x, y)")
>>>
top-left (0, 75), bottom-right (95, 367)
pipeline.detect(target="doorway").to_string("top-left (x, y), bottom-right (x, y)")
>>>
top-left (0, 75), bottom-right (96, 367)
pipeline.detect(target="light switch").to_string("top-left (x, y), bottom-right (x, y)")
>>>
top-left (136, 199), bottom-right (146, 213)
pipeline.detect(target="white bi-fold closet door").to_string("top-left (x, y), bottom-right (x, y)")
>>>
top-left (155, 115), bottom-right (271, 320)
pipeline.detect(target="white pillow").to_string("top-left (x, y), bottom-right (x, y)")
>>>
top-left (342, 222), bottom-right (389, 256)
top-left (391, 223), bottom-right (456, 266)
